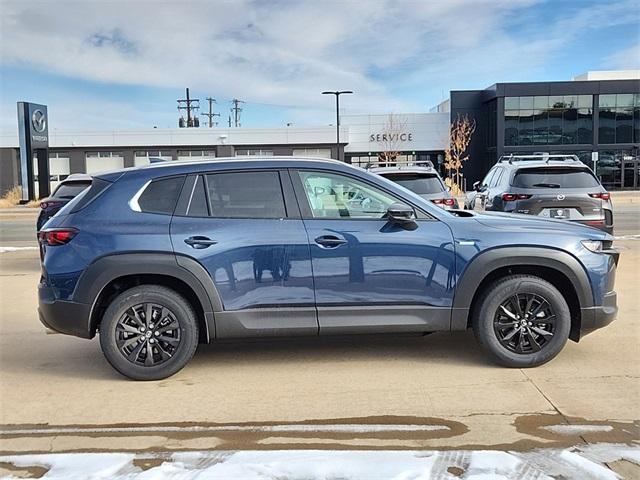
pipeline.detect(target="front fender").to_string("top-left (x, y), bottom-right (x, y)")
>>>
top-left (451, 246), bottom-right (593, 331)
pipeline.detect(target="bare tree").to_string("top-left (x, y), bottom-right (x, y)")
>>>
top-left (377, 114), bottom-right (408, 166)
top-left (444, 114), bottom-right (476, 194)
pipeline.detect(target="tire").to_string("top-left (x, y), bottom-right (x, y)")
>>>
top-left (99, 285), bottom-right (199, 380)
top-left (472, 275), bottom-right (570, 368)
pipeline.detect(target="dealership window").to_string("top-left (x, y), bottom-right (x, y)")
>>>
top-left (292, 148), bottom-right (332, 158)
top-left (134, 150), bottom-right (173, 166)
top-left (504, 95), bottom-right (593, 146)
top-left (598, 94), bottom-right (640, 144)
top-left (177, 150), bottom-right (216, 161)
top-left (85, 151), bottom-right (124, 173)
top-left (235, 149), bottom-right (274, 156)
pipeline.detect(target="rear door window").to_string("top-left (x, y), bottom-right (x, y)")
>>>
top-left (381, 174), bottom-right (444, 194)
top-left (513, 168), bottom-right (600, 188)
top-left (205, 171), bottom-right (286, 218)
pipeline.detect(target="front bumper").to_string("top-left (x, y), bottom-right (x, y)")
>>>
top-left (579, 290), bottom-right (617, 338)
top-left (38, 282), bottom-right (92, 338)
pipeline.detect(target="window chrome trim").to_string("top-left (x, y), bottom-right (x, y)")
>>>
top-left (128, 179), bottom-right (151, 212)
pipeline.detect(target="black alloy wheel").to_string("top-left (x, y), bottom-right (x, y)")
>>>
top-left (115, 303), bottom-right (181, 367)
top-left (493, 293), bottom-right (555, 354)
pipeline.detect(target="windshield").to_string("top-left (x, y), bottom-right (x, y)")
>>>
top-left (53, 181), bottom-right (91, 199)
top-left (382, 174), bottom-right (445, 195)
top-left (512, 168), bottom-right (599, 189)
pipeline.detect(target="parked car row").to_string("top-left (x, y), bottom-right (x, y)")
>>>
top-left (463, 155), bottom-right (613, 233)
top-left (37, 156), bottom-right (618, 380)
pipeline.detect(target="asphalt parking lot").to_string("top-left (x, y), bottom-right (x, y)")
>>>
top-left (0, 198), bottom-right (638, 460)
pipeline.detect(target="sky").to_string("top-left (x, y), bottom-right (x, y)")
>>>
top-left (0, 0), bottom-right (639, 134)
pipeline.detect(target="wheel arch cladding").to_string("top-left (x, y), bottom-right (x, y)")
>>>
top-left (74, 253), bottom-right (222, 342)
top-left (452, 247), bottom-right (592, 342)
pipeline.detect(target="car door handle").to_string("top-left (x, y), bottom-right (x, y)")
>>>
top-left (314, 235), bottom-right (347, 248)
top-left (184, 236), bottom-right (218, 249)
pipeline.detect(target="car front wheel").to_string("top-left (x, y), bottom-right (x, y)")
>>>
top-left (473, 275), bottom-right (570, 367)
top-left (99, 285), bottom-right (199, 380)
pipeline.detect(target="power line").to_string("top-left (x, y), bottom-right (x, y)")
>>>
top-left (200, 97), bottom-right (220, 128)
top-left (230, 99), bottom-right (245, 127)
top-left (177, 88), bottom-right (200, 128)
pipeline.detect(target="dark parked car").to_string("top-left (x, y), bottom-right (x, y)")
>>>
top-left (38, 157), bottom-right (618, 380)
top-left (37, 174), bottom-right (91, 231)
top-left (466, 155), bottom-right (613, 233)
top-left (370, 166), bottom-right (458, 209)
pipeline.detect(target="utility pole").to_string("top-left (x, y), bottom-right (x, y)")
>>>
top-left (200, 97), bottom-right (220, 128)
top-left (230, 99), bottom-right (245, 127)
top-left (321, 90), bottom-right (353, 162)
top-left (177, 88), bottom-right (200, 127)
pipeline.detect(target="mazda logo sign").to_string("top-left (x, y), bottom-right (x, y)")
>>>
top-left (556, 194), bottom-right (565, 201)
top-left (31, 109), bottom-right (46, 133)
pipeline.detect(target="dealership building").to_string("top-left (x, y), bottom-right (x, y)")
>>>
top-left (442, 71), bottom-right (640, 189)
top-left (0, 113), bottom-right (449, 196)
top-left (1, 70), bottom-right (638, 197)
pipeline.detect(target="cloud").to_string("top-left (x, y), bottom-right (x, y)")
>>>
top-left (1, 0), bottom-right (639, 131)
top-left (606, 42), bottom-right (640, 70)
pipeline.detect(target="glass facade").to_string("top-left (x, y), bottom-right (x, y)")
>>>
top-left (598, 93), bottom-right (640, 144)
top-left (505, 95), bottom-right (593, 146)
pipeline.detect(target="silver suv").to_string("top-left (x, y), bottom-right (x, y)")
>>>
top-left (466, 155), bottom-right (613, 233)
top-left (370, 166), bottom-right (459, 209)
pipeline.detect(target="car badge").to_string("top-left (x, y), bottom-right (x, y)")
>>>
top-left (556, 194), bottom-right (565, 201)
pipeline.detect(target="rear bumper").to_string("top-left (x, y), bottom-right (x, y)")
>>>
top-left (579, 290), bottom-right (617, 338)
top-left (38, 282), bottom-right (92, 338)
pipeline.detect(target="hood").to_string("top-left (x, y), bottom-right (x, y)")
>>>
top-left (472, 211), bottom-right (611, 240)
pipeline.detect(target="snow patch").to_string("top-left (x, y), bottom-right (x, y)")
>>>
top-left (544, 424), bottom-right (615, 435)
top-left (1, 443), bottom-right (638, 480)
top-left (0, 246), bottom-right (38, 253)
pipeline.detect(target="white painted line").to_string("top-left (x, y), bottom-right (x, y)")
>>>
top-left (0, 424), bottom-right (450, 436)
top-left (544, 424), bottom-right (614, 435)
top-left (0, 246), bottom-right (38, 253)
top-left (614, 234), bottom-right (640, 240)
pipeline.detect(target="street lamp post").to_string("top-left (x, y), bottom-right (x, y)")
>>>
top-left (322, 90), bottom-right (353, 162)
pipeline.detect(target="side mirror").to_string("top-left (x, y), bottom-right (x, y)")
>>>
top-left (446, 185), bottom-right (452, 192)
top-left (387, 202), bottom-right (416, 227)
top-left (473, 181), bottom-right (481, 192)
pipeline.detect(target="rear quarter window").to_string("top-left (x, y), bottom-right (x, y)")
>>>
top-left (138, 176), bottom-right (186, 214)
top-left (513, 168), bottom-right (600, 188)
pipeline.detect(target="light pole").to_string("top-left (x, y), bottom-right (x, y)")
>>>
top-left (322, 90), bottom-right (353, 162)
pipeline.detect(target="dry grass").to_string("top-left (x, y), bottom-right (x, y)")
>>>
top-left (0, 186), bottom-right (41, 208)
top-left (0, 186), bottom-right (22, 208)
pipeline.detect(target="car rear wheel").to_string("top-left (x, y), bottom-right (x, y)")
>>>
top-left (472, 275), bottom-right (570, 367)
top-left (99, 285), bottom-right (199, 380)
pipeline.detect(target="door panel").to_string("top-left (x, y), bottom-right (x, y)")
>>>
top-left (171, 170), bottom-right (317, 338)
top-left (292, 169), bottom-right (456, 334)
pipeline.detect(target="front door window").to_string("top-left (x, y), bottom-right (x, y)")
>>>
top-left (297, 171), bottom-right (398, 219)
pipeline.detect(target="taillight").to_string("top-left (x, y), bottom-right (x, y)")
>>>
top-left (502, 193), bottom-right (532, 201)
top-left (40, 201), bottom-right (61, 209)
top-left (431, 198), bottom-right (456, 207)
top-left (38, 228), bottom-right (78, 246)
top-left (589, 192), bottom-right (610, 201)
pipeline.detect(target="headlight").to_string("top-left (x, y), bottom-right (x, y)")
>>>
top-left (581, 240), bottom-right (603, 252)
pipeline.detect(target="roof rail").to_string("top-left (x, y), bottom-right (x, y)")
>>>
top-left (498, 154), bottom-right (580, 164)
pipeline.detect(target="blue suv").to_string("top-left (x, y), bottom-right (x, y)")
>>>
top-left (38, 158), bottom-right (619, 380)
